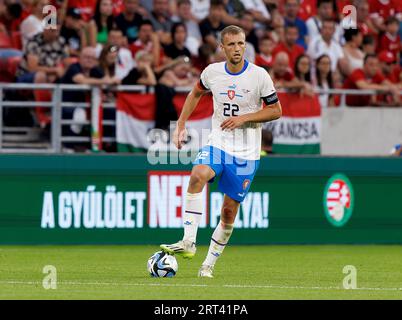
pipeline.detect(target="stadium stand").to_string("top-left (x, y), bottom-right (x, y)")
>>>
top-left (0, 0), bottom-right (400, 153)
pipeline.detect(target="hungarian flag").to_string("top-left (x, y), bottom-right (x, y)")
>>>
top-left (264, 93), bottom-right (321, 154)
top-left (117, 91), bottom-right (321, 154)
top-left (116, 92), bottom-right (213, 152)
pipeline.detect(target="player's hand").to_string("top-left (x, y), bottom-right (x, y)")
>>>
top-left (173, 123), bottom-right (187, 149)
top-left (220, 116), bottom-right (246, 131)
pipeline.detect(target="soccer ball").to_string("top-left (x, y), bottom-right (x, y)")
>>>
top-left (147, 251), bottom-right (178, 277)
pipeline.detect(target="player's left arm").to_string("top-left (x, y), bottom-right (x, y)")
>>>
top-left (220, 96), bottom-right (282, 130)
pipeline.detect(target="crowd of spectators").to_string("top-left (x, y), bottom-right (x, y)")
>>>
top-left (0, 0), bottom-right (401, 144)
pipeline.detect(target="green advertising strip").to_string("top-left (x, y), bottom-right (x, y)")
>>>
top-left (272, 143), bottom-right (320, 155)
top-left (0, 154), bottom-right (401, 245)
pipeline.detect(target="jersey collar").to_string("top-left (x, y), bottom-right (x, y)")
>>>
top-left (224, 60), bottom-right (249, 76)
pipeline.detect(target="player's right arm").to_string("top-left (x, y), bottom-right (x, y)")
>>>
top-left (174, 80), bottom-right (208, 149)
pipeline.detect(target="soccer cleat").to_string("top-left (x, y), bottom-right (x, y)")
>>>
top-left (160, 240), bottom-right (196, 259)
top-left (198, 264), bottom-right (214, 278)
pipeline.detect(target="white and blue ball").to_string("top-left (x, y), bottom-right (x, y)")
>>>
top-left (147, 251), bottom-right (178, 277)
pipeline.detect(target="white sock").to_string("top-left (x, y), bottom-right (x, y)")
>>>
top-left (203, 220), bottom-right (234, 267)
top-left (182, 192), bottom-right (203, 243)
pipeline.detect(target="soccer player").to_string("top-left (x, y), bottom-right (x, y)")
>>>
top-left (160, 25), bottom-right (282, 278)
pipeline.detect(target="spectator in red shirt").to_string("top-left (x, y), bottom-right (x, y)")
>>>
top-left (112, 0), bottom-right (125, 16)
top-left (0, 0), bottom-right (26, 54)
top-left (271, 52), bottom-right (295, 83)
top-left (378, 50), bottom-right (401, 85)
top-left (356, 0), bottom-right (376, 37)
top-left (337, 0), bottom-right (352, 15)
top-left (0, 0), bottom-right (31, 34)
top-left (343, 54), bottom-right (399, 106)
top-left (129, 20), bottom-right (162, 70)
top-left (255, 36), bottom-right (275, 70)
top-left (272, 23), bottom-right (304, 71)
top-left (368, 0), bottom-right (401, 33)
top-left (377, 16), bottom-right (401, 63)
top-left (271, 51), bottom-right (311, 93)
top-left (297, 0), bottom-right (316, 21)
top-left (67, 0), bottom-right (97, 22)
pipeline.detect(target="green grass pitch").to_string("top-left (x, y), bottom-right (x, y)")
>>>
top-left (0, 245), bottom-right (401, 300)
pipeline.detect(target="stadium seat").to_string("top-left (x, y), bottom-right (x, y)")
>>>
top-left (0, 33), bottom-right (12, 48)
top-left (0, 58), bottom-right (7, 82)
top-left (0, 56), bottom-right (21, 82)
top-left (6, 56), bottom-right (21, 78)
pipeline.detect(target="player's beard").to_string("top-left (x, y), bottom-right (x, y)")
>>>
top-left (229, 55), bottom-right (242, 65)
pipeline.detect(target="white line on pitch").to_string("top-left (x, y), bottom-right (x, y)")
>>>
top-left (1, 280), bottom-right (402, 292)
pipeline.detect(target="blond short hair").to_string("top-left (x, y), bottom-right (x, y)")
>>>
top-left (220, 25), bottom-right (245, 44)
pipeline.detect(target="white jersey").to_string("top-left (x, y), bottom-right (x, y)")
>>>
top-left (200, 60), bottom-right (277, 160)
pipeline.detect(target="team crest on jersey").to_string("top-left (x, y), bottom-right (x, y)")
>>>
top-left (228, 90), bottom-right (235, 100)
top-left (243, 179), bottom-right (250, 190)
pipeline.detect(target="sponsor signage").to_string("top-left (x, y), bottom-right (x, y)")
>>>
top-left (38, 172), bottom-right (269, 231)
top-left (0, 155), bottom-right (401, 244)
